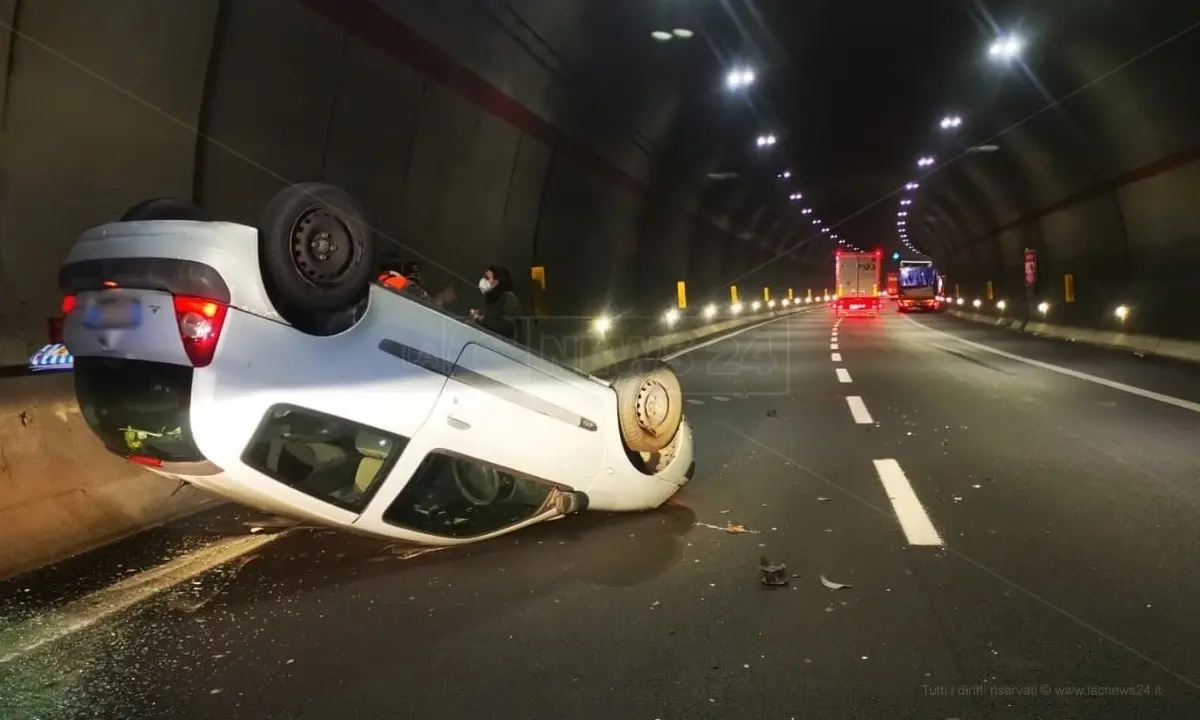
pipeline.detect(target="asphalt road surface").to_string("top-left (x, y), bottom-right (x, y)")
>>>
top-left (3, 309), bottom-right (1200, 719)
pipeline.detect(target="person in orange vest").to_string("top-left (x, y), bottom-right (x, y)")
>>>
top-left (378, 260), bottom-right (429, 299)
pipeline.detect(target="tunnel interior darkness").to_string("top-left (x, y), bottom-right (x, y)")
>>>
top-left (1, 0), bottom-right (1199, 365)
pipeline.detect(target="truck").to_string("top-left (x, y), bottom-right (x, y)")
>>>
top-left (834, 250), bottom-right (883, 317)
top-left (885, 272), bottom-right (900, 299)
top-left (896, 260), bottom-right (943, 312)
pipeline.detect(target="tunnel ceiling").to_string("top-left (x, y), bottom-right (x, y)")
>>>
top-left (544, 0), bottom-right (1200, 271)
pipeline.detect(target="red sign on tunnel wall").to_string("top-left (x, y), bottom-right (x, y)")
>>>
top-left (1023, 249), bottom-right (1037, 286)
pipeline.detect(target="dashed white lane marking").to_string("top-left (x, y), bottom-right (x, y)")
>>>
top-left (711, 395), bottom-right (730, 401)
top-left (872, 459), bottom-right (944, 546)
top-left (845, 396), bottom-right (873, 424)
top-left (831, 352), bottom-right (842, 362)
top-left (685, 398), bottom-right (705, 405)
top-left (836, 368), bottom-right (852, 383)
top-left (830, 343), bottom-right (839, 350)
top-left (902, 315), bottom-right (1200, 415)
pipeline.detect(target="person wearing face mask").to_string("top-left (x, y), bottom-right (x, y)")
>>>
top-left (469, 265), bottom-right (521, 340)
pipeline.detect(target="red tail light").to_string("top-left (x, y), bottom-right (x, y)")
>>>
top-left (128, 454), bottom-right (163, 468)
top-left (173, 295), bottom-right (228, 367)
top-left (61, 295), bottom-right (77, 315)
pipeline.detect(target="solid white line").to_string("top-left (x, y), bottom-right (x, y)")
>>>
top-left (0, 533), bottom-right (284, 664)
top-left (846, 396), bottom-right (873, 424)
top-left (873, 459), bottom-right (943, 546)
top-left (663, 310), bottom-right (806, 361)
top-left (830, 343), bottom-right (839, 350)
top-left (836, 368), bottom-right (852, 383)
top-left (831, 352), bottom-right (842, 362)
top-left (903, 316), bottom-right (1200, 414)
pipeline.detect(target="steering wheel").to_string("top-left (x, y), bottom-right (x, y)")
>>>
top-left (451, 459), bottom-right (503, 506)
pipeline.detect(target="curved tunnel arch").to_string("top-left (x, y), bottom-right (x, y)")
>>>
top-left (0, 0), bottom-right (1199, 364)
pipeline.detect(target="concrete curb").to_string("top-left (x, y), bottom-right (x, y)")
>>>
top-left (946, 309), bottom-right (1200, 364)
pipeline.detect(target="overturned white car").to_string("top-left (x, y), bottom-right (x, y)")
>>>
top-left (59, 183), bottom-right (694, 545)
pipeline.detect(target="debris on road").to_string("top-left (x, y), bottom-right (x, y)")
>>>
top-left (695, 521), bottom-right (761, 534)
top-left (766, 409), bottom-right (778, 417)
top-left (819, 575), bottom-right (852, 590)
top-left (650, 600), bottom-right (661, 610)
top-left (167, 555), bottom-right (258, 613)
top-left (759, 557), bottom-right (789, 586)
top-left (817, 496), bottom-right (831, 502)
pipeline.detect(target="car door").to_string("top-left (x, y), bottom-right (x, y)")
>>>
top-left (424, 341), bottom-right (605, 492)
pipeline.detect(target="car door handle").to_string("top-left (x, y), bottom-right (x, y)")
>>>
top-left (446, 415), bottom-right (471, 430)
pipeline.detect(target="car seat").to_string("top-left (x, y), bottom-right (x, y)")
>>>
top-left (354, 429), bottom-right (396, 494)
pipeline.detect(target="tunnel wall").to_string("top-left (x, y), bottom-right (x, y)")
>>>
top-left (933, 30), bottom-right (1200, 339)
top-left (0, 0), bottom-right (815, 368)
top-left (0, 0), bottom-right (816, 578)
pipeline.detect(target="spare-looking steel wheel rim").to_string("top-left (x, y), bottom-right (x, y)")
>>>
top-left (291, 206), bottom-right (354, 286)
top-left (635, 377), bottom-right (673, 437)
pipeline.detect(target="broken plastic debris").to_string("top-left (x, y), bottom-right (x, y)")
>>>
top-left (650, 600), bottom-right (661, 610)
top-left (819, 575), bottom-right (852, 590)
top-left (952, 495), bottom-right (964, 503)
top-left (817, 497), bottom-right (831, 502)
top-left (759, 556), bottom-right (789, 586)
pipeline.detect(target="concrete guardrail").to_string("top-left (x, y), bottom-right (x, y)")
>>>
top-left (946, 309), bottom-right (1200, 364)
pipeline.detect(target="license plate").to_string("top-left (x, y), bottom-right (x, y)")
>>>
top-left (83, 296), bottom-right (142, 329)
top-left (850, 304), bottom-right (864, 310)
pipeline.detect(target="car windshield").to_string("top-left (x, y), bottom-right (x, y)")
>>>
top-left (383, 452), bottom-right (554, 538)
top-left (73, 357), bottom-right (205, 462)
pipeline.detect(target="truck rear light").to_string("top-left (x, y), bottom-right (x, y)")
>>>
top-left (61, 294), bottom-right (77, 315)
top-left (173, 295), bottom-right (228, 368)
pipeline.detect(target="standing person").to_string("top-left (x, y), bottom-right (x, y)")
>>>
top-left (470, 265), bottom-right (521, 340)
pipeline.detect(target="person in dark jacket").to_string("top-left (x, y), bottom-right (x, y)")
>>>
top-left (470, 265), bottom-right (521, 340)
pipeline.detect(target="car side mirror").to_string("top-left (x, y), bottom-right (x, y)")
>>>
top-left (554, 490), bottom-right (589, 515)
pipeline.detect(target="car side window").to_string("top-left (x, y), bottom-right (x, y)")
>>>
top-left (242, 405), bottom-right (407, 513)
top-left (383, 452), bottom-right (554, 538)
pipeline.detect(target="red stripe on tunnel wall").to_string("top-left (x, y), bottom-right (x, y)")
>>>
top-left (295, 0), bottom-right (643, 194)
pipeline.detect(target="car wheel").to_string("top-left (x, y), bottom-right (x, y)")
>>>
top-left (258, 182), bottom-right (376, 313)
top-left (614, 360), bottom-right (684, 453)
top-left (120, 198), bottom-right (211, 222)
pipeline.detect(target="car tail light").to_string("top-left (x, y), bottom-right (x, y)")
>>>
top-left (128, 454), bottom-right (163, 468)
top-left (61, 295), bottom-right (77, 315)
top-left (173, 295), bottom-right (228, 368)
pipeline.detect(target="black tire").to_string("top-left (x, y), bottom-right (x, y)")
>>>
top-left (613, 360), bottom-right (684, 453)
top-left (121, 198), bottom-right (211, 222)
top-left (258, 182), bottom-right (375, 312)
